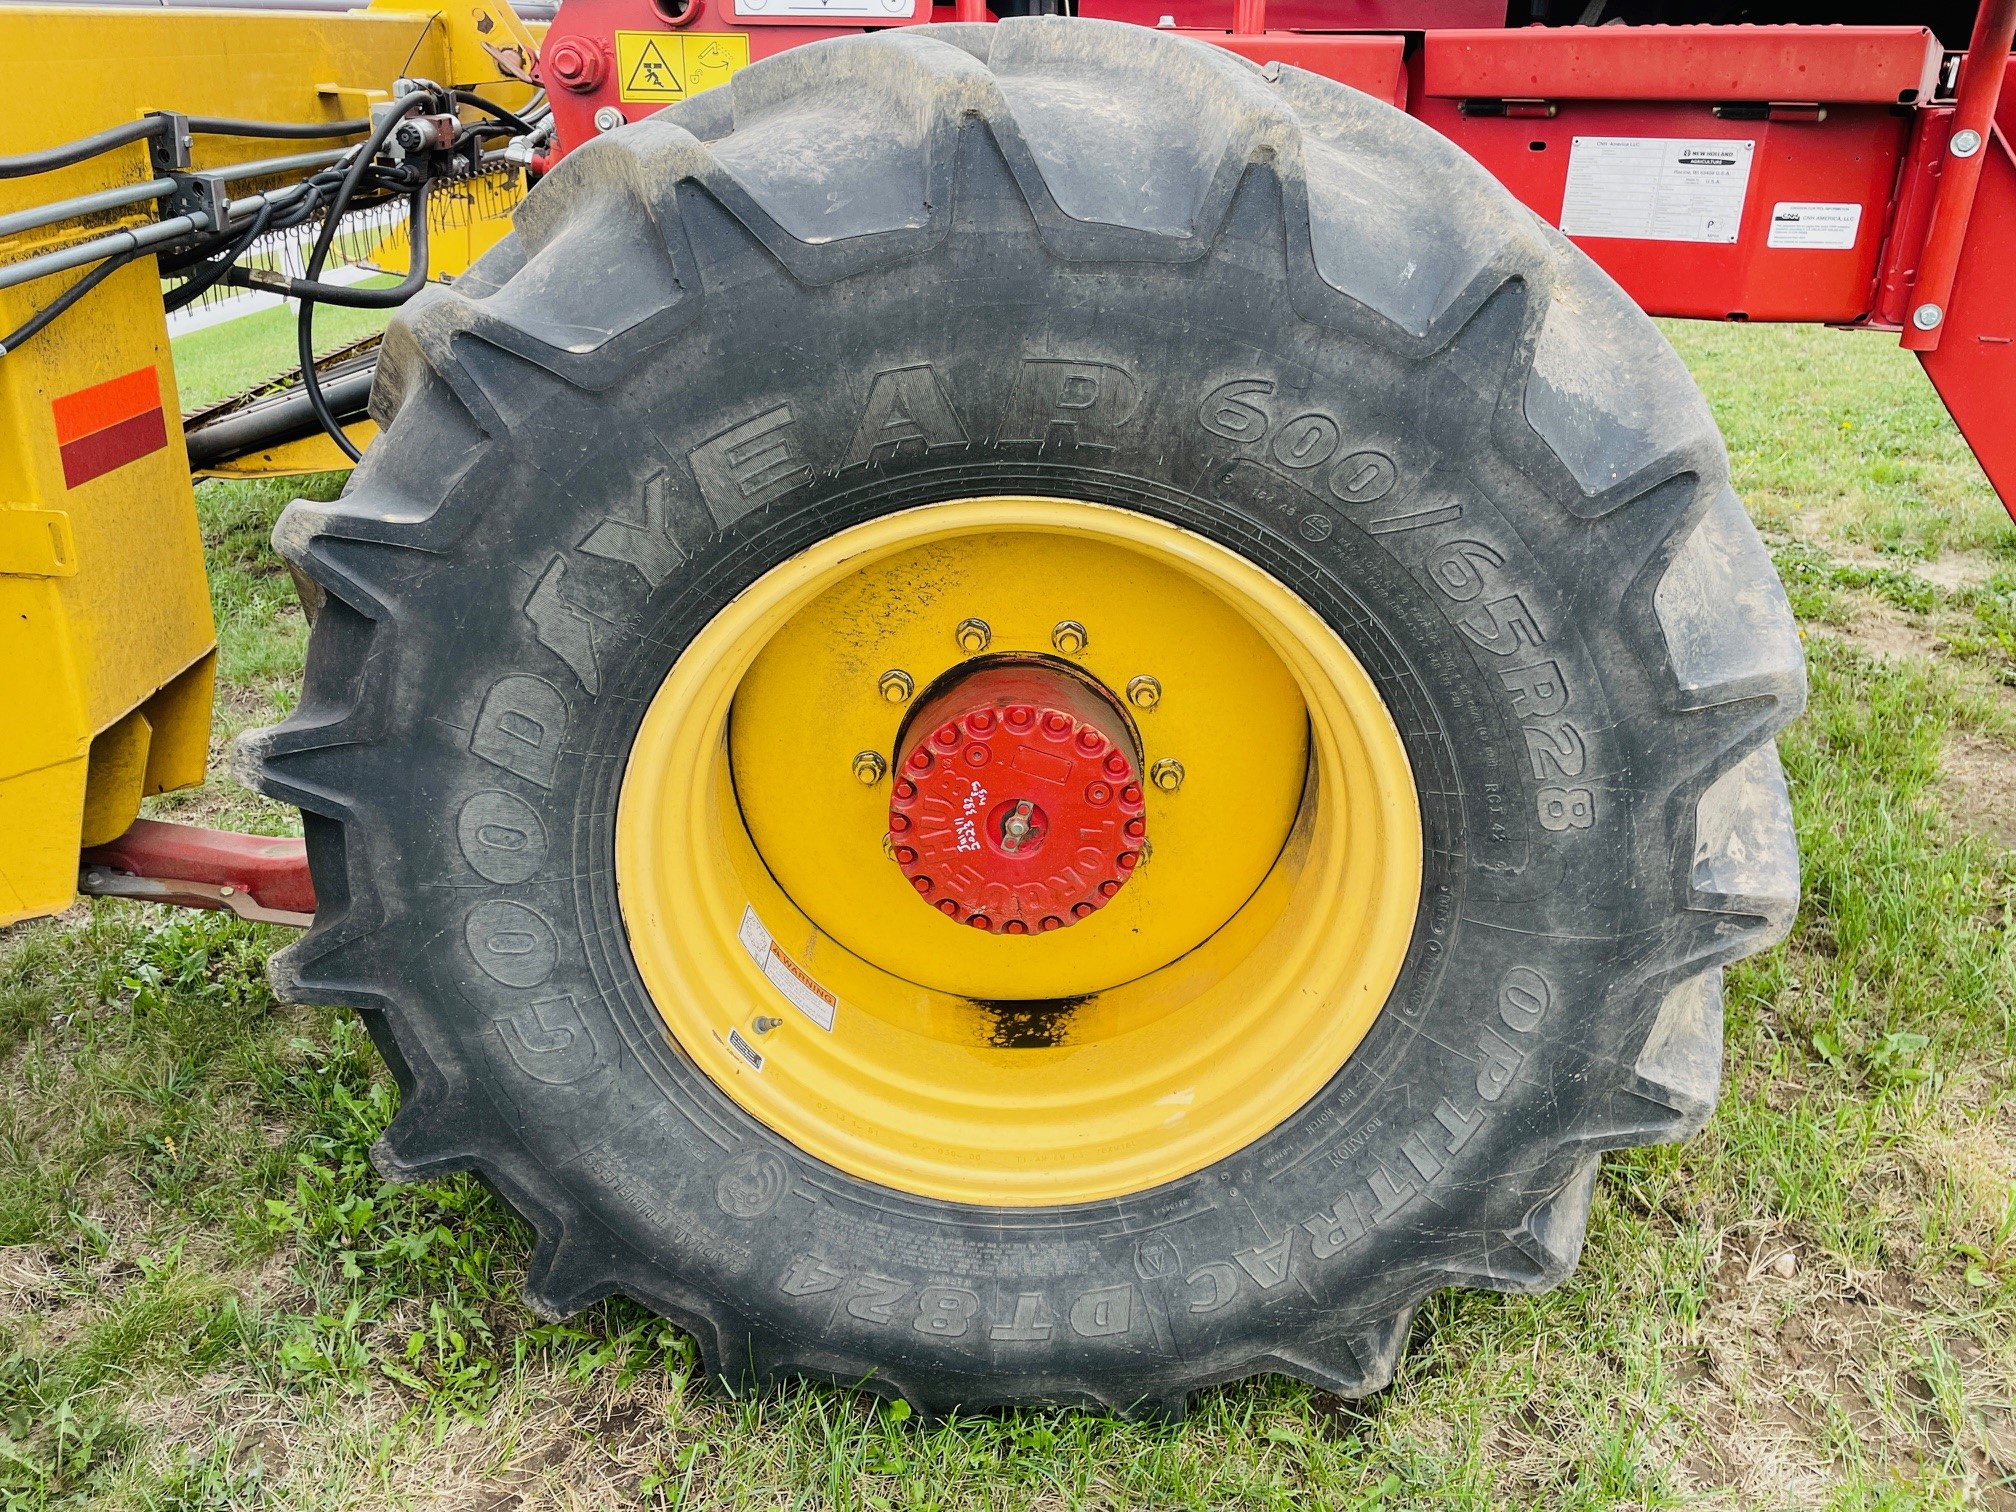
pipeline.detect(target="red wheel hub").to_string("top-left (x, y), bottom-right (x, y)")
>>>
top-left (889, 662), bottom-right (1146, 934)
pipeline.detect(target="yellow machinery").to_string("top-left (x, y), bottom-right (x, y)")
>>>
top-left (0, 1), bottom-right (540, 923)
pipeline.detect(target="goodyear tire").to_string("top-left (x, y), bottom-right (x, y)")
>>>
top-left (248, 19), bottom-right (1805, 1417)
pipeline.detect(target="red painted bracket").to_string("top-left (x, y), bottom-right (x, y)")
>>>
top-left (1916, 122), bottom-right (2016, 523)
top-left (79, 819), bottom-right (316, 927)
top-left (1902, 1), bottom-right (2016, 354)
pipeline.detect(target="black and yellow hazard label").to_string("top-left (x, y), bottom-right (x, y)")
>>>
top-left (615, 31), bottom-right (750, 104)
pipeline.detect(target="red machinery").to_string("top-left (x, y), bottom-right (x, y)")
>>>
top-left (542, 0), bottom-right (2016, 520)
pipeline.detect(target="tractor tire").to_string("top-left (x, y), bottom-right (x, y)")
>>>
top-left (247, 18), bottom-right (1804, 1418)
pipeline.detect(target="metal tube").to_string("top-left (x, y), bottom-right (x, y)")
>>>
top-left (184, 360), bottom-right (377, 468)
top-left (207, 146), bottom-right (350, 182)
top-left (0, 211), bottom-right (209, 293)
top-left (0, 176), bottom-right (174, 239)
top-left (1900, 0), bottom-right (2016, 353)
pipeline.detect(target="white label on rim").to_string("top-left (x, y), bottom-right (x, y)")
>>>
top-left (1559, 136), bottom-right (1755, 244)
top-left (737, 905), bottom-right (839, 1031)
top-left (726, 1026), bottom-right (765, 1071)
top-left (1767, 201), bottom-right (1863, 250)
top-left (734, 0), bottom-right (914, 17)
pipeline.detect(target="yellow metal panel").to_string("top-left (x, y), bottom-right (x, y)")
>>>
top-left (0, 761), bottom-right (88, 922)
top-left (193, 420), bottom-right (377, 479)
top-left (0, 256), bottom-right (212, 923)
top-left (139, 651), bottom-right (216, 797)
top-left (81, 708), bottom-right (153, 848)
top-left (0, 2), bottom-right (541, 922)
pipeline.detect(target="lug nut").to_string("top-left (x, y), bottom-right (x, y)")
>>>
top-left (878, 669), bottom-right (914, 704)
top-left (1126, 675), bottom-right (1162, 711)
top-left (1051, 619), bottom-right (1089, 655)
top-left (954, 617), bottom-right (992, 654)
top-left (1150, 758), bottom-right (1185, 793)
top-left (853, 750), bottom-right (887, 786)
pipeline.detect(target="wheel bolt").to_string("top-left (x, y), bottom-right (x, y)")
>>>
top-left (1126, 675), bottom-right (1162, 711)
top-left (1150, 758), bottom-right (1185, 793)
top-left (878, 669), bottom-right (914, 703)
top-left (954, 618), bottom-right (992, 654)
top-left (1051, 619), bottom-right (1089, 655)
top-left (853, 750), bottom-right (887, 786)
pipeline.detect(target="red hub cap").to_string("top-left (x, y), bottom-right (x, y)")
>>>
top-left (888, 662), bottom-right (1146, 934)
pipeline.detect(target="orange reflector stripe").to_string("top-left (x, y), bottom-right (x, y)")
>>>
top-left (53, 366), bottom-right (161, 445)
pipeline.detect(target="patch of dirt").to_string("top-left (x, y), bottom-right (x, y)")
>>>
top-left (1917, 552), bottom-right (2007, 593)
top-left (1676, 1231), bottom-right (2003, 1505)
top-left (1803, 603), bottom-right (1945, 663)
top-left (1940, 734), bottom-right (2016, 849)
top-left (1804, 542), bottom-right (2006, 596)
top-left (0, 1246), bottom-right (66, 1314)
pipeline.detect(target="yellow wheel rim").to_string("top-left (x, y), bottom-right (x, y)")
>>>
top-left (615, 498), bottom-right (1422, 1205)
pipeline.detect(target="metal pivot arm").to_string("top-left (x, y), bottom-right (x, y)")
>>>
top-left (79, 819), bottom-right (316, 927)
top-left (1901, 0), bottom-right (2016, 350)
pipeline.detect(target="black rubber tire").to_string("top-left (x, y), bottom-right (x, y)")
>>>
top-left (246, 18), bottom-right (1804, 1419)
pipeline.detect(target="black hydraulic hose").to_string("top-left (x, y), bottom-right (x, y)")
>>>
top-left (0, 118), bottom-right (162, 179)
top-left (0, 249), bottom-right (145, 356)
top-left (0, 113), bottom-right (369, 180)
top-left (262, 182), bottom-right (432, 307)
top-left (296, 90), bottom-right (428, 459)
top-left (450, 90), bottom-right (535, 135)
top-left (188, 114), bottom-right (369, 139)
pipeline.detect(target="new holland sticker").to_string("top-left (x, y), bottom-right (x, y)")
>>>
top-left (615, 31), bottom-right (750, 104)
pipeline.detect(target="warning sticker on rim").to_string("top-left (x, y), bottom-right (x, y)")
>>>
top-left (738, 906), bottom-right (839, 1031)
top-left (1559, 137), bottom-right (1755, 244)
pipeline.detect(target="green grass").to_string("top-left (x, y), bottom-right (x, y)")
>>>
top-left (1, 322), bottom-right (2014, 1508)
top-left (171, 280), bottom-right (397, 412)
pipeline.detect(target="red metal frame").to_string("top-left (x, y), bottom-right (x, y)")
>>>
top-left (1901, 5), bottom-right (2016, 352)
top-left (545, 8), bottom-right (2015, 517)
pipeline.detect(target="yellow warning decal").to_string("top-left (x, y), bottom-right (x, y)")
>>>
top-left (615, 31), bottom-right (750, 104)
